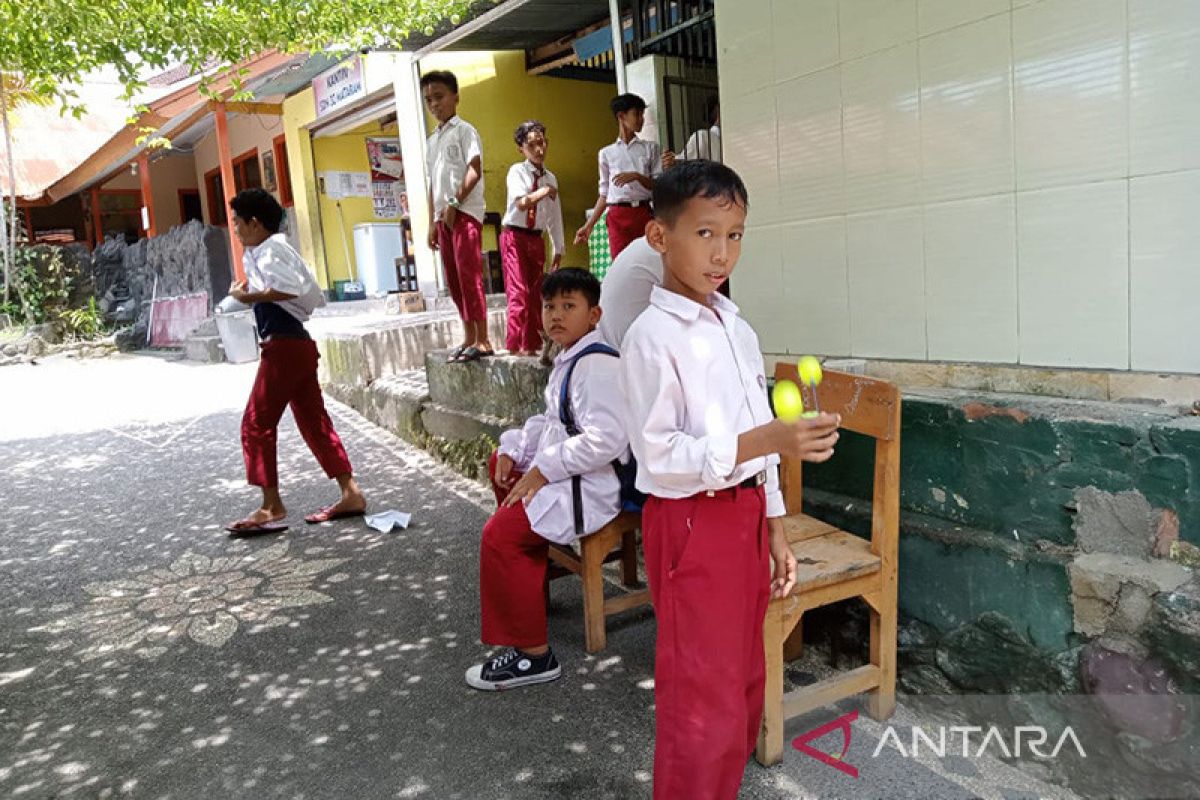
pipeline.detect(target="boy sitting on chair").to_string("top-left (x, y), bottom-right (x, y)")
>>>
top-left (467, 267), bottom-right (628, 690)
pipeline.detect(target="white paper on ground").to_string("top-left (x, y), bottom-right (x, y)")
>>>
top-left (365, 510), bottom-right (412, 532)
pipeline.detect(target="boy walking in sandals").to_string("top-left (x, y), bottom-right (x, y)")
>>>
top-left (224, 188), bottom-right (367, 534)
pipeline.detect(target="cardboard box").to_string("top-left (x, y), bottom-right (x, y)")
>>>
top-left (385, 291), bottom-right (426, 314)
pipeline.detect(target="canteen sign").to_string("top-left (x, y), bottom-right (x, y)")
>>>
top-left (313, 57), bottom-right (366, 118)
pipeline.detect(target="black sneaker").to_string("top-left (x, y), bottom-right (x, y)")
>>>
top-left (465, 648), bottom-right (561, 691)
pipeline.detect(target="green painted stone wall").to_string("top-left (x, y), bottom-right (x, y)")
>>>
top-left (805, 392), bottom-right (1200, 548)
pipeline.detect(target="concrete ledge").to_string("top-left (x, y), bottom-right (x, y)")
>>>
top-left (421, 402), bottom-right (514, 444)
top-left (316, 307), bottom-right (507, 388)
top-left (806, 386), bottom-right (1200, 546)
top-left (425, 350), bottom-right (549, 419)
top-left (764, 356), bottom-right (1200, 408)
top-left (184, 334), bottom-right (224, 364)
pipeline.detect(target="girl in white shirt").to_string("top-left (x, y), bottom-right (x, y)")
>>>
top-left (501, 121), bottom-right (565, 356)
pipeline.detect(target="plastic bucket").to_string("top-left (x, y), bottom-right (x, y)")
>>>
top-left (215, 310), bottom-right (259, 364)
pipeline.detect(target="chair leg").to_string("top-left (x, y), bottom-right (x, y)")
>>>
top-left (866, 600), bottom-right (897, 720)
top-left (755, 602), bottom-right (786, 766)
top-left (581, 540), bottom-right (608, 654)
top-left (620, 529), bottom-right (639, 587)
top-left (783, 616), bottom-right (804, 662)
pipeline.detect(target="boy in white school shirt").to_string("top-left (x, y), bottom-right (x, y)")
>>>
top-left (620, 162), bottom-right (842, 799)
top-left (224, 189), bottom-right (366, 534)
top-left (573, 93), bottom-right (663, 260)
top-left (421, 69), bottom-right (494, 363)
top-left (465, 268), bottom-right (628, 691)
top-left (501, 120), bottom-right (565, 356)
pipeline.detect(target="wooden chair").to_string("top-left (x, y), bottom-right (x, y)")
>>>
top-left (756, 366), bottom-right (901, 766)
top-left (547, 511), bottom-right (652, 653)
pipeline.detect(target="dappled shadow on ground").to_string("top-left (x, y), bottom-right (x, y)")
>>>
top-left (0, 405), bottom-right (659, 799)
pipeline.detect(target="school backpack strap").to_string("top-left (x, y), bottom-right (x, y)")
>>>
top-left (557, 342), bottom-right (620, 536)
top-left (558, 342), bottom-right (620, 435)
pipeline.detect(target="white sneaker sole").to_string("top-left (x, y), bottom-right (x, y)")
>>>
top-left (464, 664), bottom-right (562, 691)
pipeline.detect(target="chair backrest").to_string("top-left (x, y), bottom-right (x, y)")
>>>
top-left (773, 364), bottom-right (901, 541)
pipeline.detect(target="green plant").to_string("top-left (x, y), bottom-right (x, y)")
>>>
top-left (9, 246), bottom-right (71, 324)
top-left (59, 296), bottom-right (105, 339)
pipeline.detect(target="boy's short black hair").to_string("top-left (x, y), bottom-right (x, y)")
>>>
top-left (541, 267), bottom-right (601, 307)
top-left (652, 160), bottom-right (749, 226)
top-left (610, 93), bottom-right (647, 117)
top-left (420, 70), bottom-right (458, 93)
top-left (229, 188), bottom-right (284, 233)
top-left (514, 120), bottom-right (546, 147)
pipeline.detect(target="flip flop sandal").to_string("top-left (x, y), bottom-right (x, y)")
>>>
top-left (457, 346), bottom-right (485, 363)
top-left (305, 505), bottom-right (367, 524)
top-left (225, 518), bottom-right (289, 535)
top-left (446, 345), bottom-right (468, 363)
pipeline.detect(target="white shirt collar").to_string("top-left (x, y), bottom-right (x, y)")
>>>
top-left (524, 159), bottom-right (545, 176)
top-left (435, 115), bottom-right (460, 133)
top-left (648, 285), bottom-right (739, 322)
top-left (555, 329), bottom-right (605, 365)
top-left (245, 232), bottom-right (286, 259)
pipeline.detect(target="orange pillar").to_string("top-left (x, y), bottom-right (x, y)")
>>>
top-left (90, 186), bottom-right (103, 247)
top-left (213, 102), bottom-right (244, 281)
top-left (136, 152), bottom-right (157, 238)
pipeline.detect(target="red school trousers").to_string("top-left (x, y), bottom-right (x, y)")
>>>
top-left (479, 450), bottom-right (550, 648)
top-left (437, 212), bottom-right (487, 323)
top-left (642, 486), bottom-right (770, 800)
top-left (500, 227), bottom-right (546, 353)
top-left (605, 203), bottom-right (653, 259)
top-left (241, 338), bottom-right (353, 489)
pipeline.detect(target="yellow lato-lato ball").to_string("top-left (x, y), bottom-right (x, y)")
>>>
top-left (772, 379), bottom-right (804, 423)
top-left (798, 355), bottom-right (823, 387)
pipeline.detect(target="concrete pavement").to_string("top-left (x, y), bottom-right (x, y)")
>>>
top-left (0, 353), bottom-right (1078, 799)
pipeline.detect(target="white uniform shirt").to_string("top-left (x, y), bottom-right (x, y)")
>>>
top-left (597, 236), bottom-right (663, 349)
top-left (620, 286), bottom-right (785, 518)
top-left (501, 160), bottom-right (566, 258)
top-left (426, 115), bottom-right (486, 223)
top-left (683, 125), bottom-right (722, 162)
top-left (498, 330), bottom-right (629, 543)
top-left (243, 234), bottom-right (325, 322)
top-left (598, 136), bottom-right (663, 204)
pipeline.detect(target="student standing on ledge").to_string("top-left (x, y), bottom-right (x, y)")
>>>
top-left (501, 120), bottom-right (565, 356)
top-left (224, 189), bottom-right (367, 534)
top-left (621, 162), bottom-right (841, 799)
top-left (422, 69), bottom-right (494, 363)
top-left (574, 93), bottom-right (663, 260)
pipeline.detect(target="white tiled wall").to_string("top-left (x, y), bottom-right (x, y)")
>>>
top-left (717, 0), bottom-right (1200, 373)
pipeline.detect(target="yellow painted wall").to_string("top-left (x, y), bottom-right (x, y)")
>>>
top-left (312, 119), bottom-right (402, 287)
top-left (280, 50), bottom-right (619, 287)
top-left (282, 90), bottom-right (326, 282)
top-left (421, 51), bottom-right (617, 268)
top-left (282, 86), bottom-right (394, 287)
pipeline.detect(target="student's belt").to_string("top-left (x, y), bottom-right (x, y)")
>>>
top-left (703, 471), bottom-right (767, 498)
top-left (608, 200), bottom-right (650, 208)
top-left (503, 224), bottom-right (543, 236)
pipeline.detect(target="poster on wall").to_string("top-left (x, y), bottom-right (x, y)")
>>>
top-left (321, 171), bottom-right (372, 199)
top-left (366, 137), bottom-right (404, 219)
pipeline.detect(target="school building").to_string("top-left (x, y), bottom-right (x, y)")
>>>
top-left (5, 0), bottom-right (1198, 773)
top-left (394, 0), bottom-right (1200, 734)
